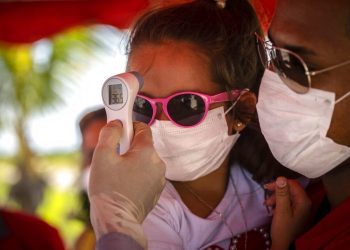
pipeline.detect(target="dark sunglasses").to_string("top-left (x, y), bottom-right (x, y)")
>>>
top-left (133, 90), bottom-right (242, 127)
top-left (255, 33), bottom-right (350, 93)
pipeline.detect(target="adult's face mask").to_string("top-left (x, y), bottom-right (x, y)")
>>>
top-left (151, 106), bottom-right (239, 181)
top-left (257, 69), bottom-right (350, 178)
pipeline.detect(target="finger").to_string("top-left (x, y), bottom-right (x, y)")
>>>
top-left (264, 182), bottom-right (276, 191)
top-left (275, 176), bottom-right (292, 215)
top-left (96, 120), bottom-right (123, 150)
top-left (131, 121), bottom-right (154, 150)
top-left (130, 122), bottom-right (166, 174)
top-left (288, 180), bottom-right (309, 203)
top-left (287, 180), bottom-right (312, 212)
top-left (264, 194), bottom-right (276, 206)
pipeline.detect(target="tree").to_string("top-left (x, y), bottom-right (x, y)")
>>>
top-left (0, 25), bottom-right (122, 213)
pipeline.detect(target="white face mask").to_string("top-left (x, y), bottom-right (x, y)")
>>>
top-left (257, 69), bottom-right (350, 178)
top-left (151, 106), bottom-right (239, 181)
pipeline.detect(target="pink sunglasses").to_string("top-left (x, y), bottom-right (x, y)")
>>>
top-left (133, 90), bottom-right (242, 127)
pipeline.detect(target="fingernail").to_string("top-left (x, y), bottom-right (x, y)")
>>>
top-left (276, 178), bottom-right (287, 188)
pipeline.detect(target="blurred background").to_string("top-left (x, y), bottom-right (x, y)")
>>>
top-left (0, 0), bottom-right (274, 249)
top-left (0, 25), bottom-right (128, 248)
top-left (0, 1), bottom-right (149, 248)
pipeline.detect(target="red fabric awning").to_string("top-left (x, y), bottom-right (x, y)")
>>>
top-left (0, 0), bottom-right (149, 44)
top-left (0, 0), bottom-right (275, 44)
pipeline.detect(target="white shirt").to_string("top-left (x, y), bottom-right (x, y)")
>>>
top-left (142, 162), bottom-right (271, 250)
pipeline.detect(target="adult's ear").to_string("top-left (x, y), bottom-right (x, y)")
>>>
top-left (232, 91), bottom-right (257, 132)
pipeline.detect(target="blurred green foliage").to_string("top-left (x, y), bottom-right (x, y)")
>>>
top-left (0, 24), bottom-right (125, 249)
top-left (0, 24), bottom-right (117, 214)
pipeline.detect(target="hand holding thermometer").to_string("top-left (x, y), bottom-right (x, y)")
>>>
top-left (101, 72), bottom-right (144, 155)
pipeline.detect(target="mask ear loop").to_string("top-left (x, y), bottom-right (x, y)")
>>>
top-left (224, 88), bottom-right (250, 115)
top-left (335, 91), bottom-right (350, 104)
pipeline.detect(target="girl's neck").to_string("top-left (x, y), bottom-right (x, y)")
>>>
top-left (171, 157), bottom-right (231, 218)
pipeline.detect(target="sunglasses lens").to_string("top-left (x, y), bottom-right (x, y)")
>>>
top-left (133, 96), bottom-right (153, 124)
top-left (167, 94), bottom-right (206, 126)
top-left (270, 49), bottom-right (309, 93)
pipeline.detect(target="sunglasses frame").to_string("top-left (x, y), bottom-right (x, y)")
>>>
top-left (255, 33), bottom-right (350, 93)
top-left (135, 90), bottom-right (241, 128)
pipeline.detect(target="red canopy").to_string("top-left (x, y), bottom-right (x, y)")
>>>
top-left (0, 0), bottom-right (275, 44)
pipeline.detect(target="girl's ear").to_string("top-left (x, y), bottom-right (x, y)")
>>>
top-left (232, 91), bottom-right (257, 132)
top-left (233, 119), bottom-right (247, 132)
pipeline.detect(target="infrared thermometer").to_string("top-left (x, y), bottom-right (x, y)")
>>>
top-left (101, 72), bottom-right (144, 155)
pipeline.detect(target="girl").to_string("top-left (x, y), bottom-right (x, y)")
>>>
top-left (126, 0), bottom-right (294, 249)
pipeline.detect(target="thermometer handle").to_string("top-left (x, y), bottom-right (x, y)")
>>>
top-left (102, 72), bottom-right (143, 155)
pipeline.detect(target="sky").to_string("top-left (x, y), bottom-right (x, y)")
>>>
top-left (0, 26), bottom-right (128, 156)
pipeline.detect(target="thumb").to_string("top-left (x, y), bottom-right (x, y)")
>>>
top-left (96, 120), bottom-right (123, 150)
top-left (88, 120), bottom-right (122, 197)
top-left (275, 176), bottom-right (292, 216)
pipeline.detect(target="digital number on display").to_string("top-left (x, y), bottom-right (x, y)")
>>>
top-left (109, 84), bottom-right (123, 105)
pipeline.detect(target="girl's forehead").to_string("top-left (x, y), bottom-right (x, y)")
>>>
top-left (128, 42), bottom-right (221, 97)
top-left (129, 41), bottom-right (208, 63)
top-left (128, 42), bottom-right (210, 77)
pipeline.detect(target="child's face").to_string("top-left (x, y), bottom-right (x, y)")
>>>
top-left (127, 41), bottom-right (231, 124)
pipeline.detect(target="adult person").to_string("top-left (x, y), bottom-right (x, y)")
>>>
top-left (256, 0), bottom-right (350, 248)
top-left (74, 107), bottom-right (107, 250)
